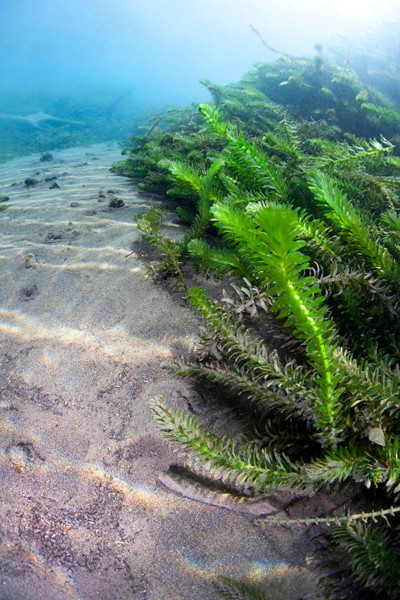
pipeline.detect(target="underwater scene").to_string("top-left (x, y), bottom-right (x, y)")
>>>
top-left (2, 1), bottom-right (400, 599)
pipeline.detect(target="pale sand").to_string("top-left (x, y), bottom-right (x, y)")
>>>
top-left (0, 143), bottom-right (324, 600)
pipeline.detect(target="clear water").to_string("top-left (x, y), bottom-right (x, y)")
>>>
top-left (0, 2), bottom-right (400, 600)
top-left (0, 0), bottom-right (398, 159)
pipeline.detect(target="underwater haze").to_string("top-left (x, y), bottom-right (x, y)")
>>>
top-left (0, 0), bottom-right (399, 158)
top-left (3, 1), bottom-right (400, 599)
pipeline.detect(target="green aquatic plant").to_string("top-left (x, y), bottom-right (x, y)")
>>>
top-left (149, 198), bottom-right (400, 493)
top-left (117, 55), bottom-right (400, 223)
top-left (149, 202), bottom-right (400, 595)
top-left (111, 105), bottom-right (225, 196)
top-left (208, 202), bottom-right (342, 448)
top-left (198, 103), bottom-right (288, 201)
top-left (307, 169), bottom-right (396, 274)
top-left (0, 195), bottom-right (9, 211)
top-left (235, 55), bottom-right (397, 142)
top-left (140, 107), bottom-right (400, 598)
top-left (116, 60), bottom-right (400, 597)
top-left (215, 578), bottom-right (271, 600)
top-left (135, 156), bottom-right (225, 286)
top-left (332, 521), bottom-right (400, 593)
top-left (160, 156), bottom-right (225, 238)
top-left (135, 205), bottom-right (187, 291)
top-left (362, 103), bottom-right (400, 138)
top-left (321, 521), bottom-right (400, 599)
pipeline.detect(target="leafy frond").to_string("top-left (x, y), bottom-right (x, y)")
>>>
top-left (185, 288), bottom-right (315, 420)
top-left (310, 136), bottom-right (394, 170)
top-left (303, 445), bottom-right (388, 489)
top-left (292, 208), bottom-right (342, 263)
top-left (262, 128), bottom-right (302, 163)
top-left (308, 169), bottom-right (397, 277)
top-left (149, 396), bottom-right (400, 494)
top-left (187, 238), bottom-right (247, 276)
top-left (316, 263), bottom-right (395, 305)
top-left (334, 347), bottom-right (400, 431)
top-left (199, 103), bottom-right (288, 200)
top-left (331, 521), bottom-right (400, 594)
top-left (261, 505), bottom-right (400, 527)
top-left (381, 212), bottom-right (400, 264)
top-left (305, 437), bottom-right (400, 490)
top-left (149, 395), bottom-right (304, 492)
top-left (210, 202), bottom-right (343, 447)
top-left (221, 188), bottom-right (274, 209)
top-left (167, 355), bottom-right (314, 422)
top-left (189, 157), bottom-right (225, 238)
top-left (216, 578), bottom-right (272, 600)
top-left (161, 157), bottom-right (225, 240)
top-left (159, 159), bottom-right (202, 195)
top-left (135, 205), bottom-right (187, 290)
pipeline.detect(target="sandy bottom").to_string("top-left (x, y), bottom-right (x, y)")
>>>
top-left (0, 143), bottom-right (324, 600)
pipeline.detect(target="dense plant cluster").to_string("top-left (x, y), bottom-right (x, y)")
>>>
top-left (118, 54), bottom-right (400, 599)
top-left (113, 54), bottom-right (400, 199)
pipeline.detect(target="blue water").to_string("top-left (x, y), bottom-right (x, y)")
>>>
top-left (0, 0), bottom-right (398, 156)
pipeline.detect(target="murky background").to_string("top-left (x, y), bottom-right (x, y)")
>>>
top-left (0, 0), bottom-right (398, 160)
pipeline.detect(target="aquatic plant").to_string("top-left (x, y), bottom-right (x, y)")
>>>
top-left (138, 106), bottom-right (400, 598)
top-left (361, 103), bottom-right (400, 138)
top-left (215, 578), bottom-right (271, 600)
top-left (150, 190), bottom-right (400, 492)
top-left (330, 521), bottom-right (400, 596)
top-left (135, 205), bottom-right (187, 291)
top-left (0, 195), bottom-right (9, 212)
top-left (116, 54), bottom-right (400, 597)
top-left (111, 105), bottom-right (225, 196)
top-left (117, 53), bottom-right (400, 207)
top-left (140, 102), bottom-right (398, 293)
top-left (134, 154), bottom-right (226, 291)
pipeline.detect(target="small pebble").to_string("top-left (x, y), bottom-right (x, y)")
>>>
top-left (24, 178), bottom-right (38, 187)
top-left (24, 253), bottom-right (36, 268)
top-left (40, 152), bottom-right (53, 162)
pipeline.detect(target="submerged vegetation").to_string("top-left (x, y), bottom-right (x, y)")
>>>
top-left (0, 195), bottom-right (9, 211)
top-left (116, 53), bottom-right (400, 598)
